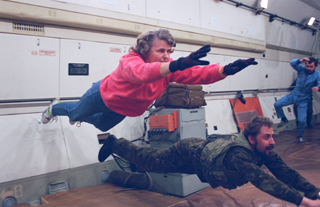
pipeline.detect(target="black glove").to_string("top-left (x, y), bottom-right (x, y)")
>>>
top-left (223, 58), bottom-right (258, 75)
top-left (169, 45), bottom-right (211, 73)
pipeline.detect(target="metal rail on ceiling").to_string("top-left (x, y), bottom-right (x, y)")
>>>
top-left (226, 0), bottom-right (318, 36)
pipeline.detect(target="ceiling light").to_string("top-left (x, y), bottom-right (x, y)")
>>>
top-left (308, 17), bottom-right (316, 26)
top-left (260, 0), bottom-right (268, 9)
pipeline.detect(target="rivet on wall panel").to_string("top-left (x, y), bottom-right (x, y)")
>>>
top-left (37, 39), bottom-right (40, 46)
top-left (78, 43), bottom-right (81, 50)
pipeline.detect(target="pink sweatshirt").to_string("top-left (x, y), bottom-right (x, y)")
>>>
top-left (100, 50), bottom-right (226, 117)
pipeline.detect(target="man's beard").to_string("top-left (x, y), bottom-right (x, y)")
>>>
top-left (255, 143), bottom-right (275, 157)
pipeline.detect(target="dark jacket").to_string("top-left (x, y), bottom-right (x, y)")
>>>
top-left (200, 131), bottom-right (320, 206)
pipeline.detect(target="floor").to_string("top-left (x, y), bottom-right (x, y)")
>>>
top-left (14, 124), bottom-right (320, 207)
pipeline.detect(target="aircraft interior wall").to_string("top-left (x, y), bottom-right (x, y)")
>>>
top-left (0, 0), bottom-right (319, 205)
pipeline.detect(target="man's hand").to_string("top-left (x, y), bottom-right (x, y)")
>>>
top-left (300, 197), bottom-right (320, 207)
top-left (169, 45), bottom-right (210, 73)
top-left (300, 58), bottom-right (310, 63)
top-left (223, 58), bottom-right (258, 75)
top-left (312, 86), bottom-right (319, 92)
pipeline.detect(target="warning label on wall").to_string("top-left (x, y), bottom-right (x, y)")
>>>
top-left (39, 50), bottom-right (56, 56)
top-left (109, 47), bottom-right (122, 53)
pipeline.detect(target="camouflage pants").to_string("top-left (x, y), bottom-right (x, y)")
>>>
top-left (113, 138), bottom-right (209, 177)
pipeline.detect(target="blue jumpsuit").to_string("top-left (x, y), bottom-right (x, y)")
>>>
top-left (274, 59), bottom-right (320, 138)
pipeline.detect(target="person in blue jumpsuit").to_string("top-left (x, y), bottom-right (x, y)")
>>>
top-left (274, 57), bottom-right (320, 143)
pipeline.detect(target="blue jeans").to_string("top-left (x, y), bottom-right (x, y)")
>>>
top-left (274, 94), bottom-right (308, 138)
top-left (52, 80), bottom-right (126, 132)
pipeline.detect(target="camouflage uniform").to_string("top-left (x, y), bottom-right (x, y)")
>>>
top-left (112, 132), bottom-right (320, 206)
top-left (113, 137), bottom-right (208, 178)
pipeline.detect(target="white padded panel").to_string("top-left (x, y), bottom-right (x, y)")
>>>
top-left (259, 95), bottom-right (281, 124)
top-left (259, 60), bottom-right (282, 89)
top-left (267, 20), bottom-right (287, 48)
top-left (280, 61), bottom-right (297, 88)
top-left (60, 39), bottom-right (130, 98)
top-left (106, 113), bottom-right (148, 142)
top-left (202, 54), bottom-right (233, 92)
top-left (259, 93), bottom-right (296, 125)
top-left (285, 25), bottom-right (314, 52)
top-left (199, 0), bottom-right (265, 41)
top-left (0, 33), bottom-right (59, 100)
top-left (0, 114), bottom-right (69, 183)
top-left (313, 92), bottom-right (320, 115)
top-left (52, 0), bottom-right (146, 17)
top-left (204, 98), bottom-right (238, 135)
top-left (61, 116), bottom-right (101, 168)
top-left (146, 0), bottom-right (200, 27)
top-left (267, 20), bottom-right (314, 52)
top-left (228, 57), bottom-right (260, 91)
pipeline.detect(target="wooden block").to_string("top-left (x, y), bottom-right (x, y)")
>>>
top-left (40, 183), bottom-right (189, 207)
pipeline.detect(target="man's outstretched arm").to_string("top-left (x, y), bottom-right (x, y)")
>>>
top-left (265, 152), bottom-right (320, 200)
top-left (228, 147), bottom-right (305, 206)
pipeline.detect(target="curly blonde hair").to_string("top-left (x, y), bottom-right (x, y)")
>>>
top-left (130, 29), bottom-right (175, 59)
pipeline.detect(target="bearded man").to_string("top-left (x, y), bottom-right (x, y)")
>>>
top-left (99, 116), bottom-right (320, 206)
